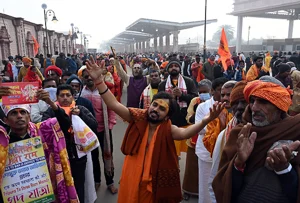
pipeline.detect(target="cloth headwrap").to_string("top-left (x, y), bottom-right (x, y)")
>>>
top-left (166, 60), bottom-right (182, 71)
top-left (71, 79), bottom-right (80, 84)
top-left (77, 65), bottom-right (86, 79)
top-left (230, 81), bottom-right (247, 106)
top-left (45, 65), bottom-right (63, 77)
top-left (160, 61), bottom-right (169, 69)
top-left (22, 57), bottom-right (32, 63)
top-left (2, 104), bottom-right (31, 116)
top-left (243, 80), bottom-right (292, 112)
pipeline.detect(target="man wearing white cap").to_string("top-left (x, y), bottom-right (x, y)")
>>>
top-left (0, 88), bottom-right (80, 202)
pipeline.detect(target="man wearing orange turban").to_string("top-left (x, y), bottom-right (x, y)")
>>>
top-left (18, 57), bottom-right (44, 82)
top-left (213, 77), bottom-right (300, 203)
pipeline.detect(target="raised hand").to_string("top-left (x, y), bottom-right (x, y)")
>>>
top-left (71, 106), bottom-right (80, 116)
top-left (85, 56), bottom-right (105, 82)
top-left (266, 140), bottom-right (300, 172)
top-left (235, 123), bottom-right (257, 168)
top-left (36, 89), bottom-right (52, 105)
top-left (203, 102), bottom-right (226, 123)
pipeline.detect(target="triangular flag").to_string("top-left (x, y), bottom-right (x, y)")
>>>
top-left (218, 28), bottom-right (232, 71)
top-left (32, 36), bottom-right (39, 56)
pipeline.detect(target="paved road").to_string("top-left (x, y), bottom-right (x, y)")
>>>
top-left (95, 68), bottom-right (198, 203)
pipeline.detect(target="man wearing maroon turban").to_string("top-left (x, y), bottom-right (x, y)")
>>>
top-left (45, 65), bottom-right (63, 85)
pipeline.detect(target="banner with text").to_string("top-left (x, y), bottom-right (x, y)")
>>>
top-left (1, 137), bottom-right (54, 203)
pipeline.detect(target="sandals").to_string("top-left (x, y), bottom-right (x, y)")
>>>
top-left (108, 185), bottom-right (118, 194)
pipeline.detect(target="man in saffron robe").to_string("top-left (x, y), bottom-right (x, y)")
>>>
top-left (213, 76), bottom-right (300, 203)
top-left (246, 56), bottom-right (269, 81)
top-left (0, 86), bottom-right (78, 202)
top-left (84, 56), bottom-right (225, 203)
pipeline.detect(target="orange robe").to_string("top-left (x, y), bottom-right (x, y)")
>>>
top-left (246, 64), bottom-right (269, 81)
top-left (118, 125), bottom-right (159, 203)
top-left (202, 109), bottom-right (233, 156)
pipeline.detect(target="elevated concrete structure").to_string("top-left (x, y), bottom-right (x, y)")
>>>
top-left (109, 18), bottom-right (217, 53)
top-left (231, 0), bottom-right (300, 52)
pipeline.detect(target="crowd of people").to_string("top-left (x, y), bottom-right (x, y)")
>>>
top-left (0, 49), bottom-right (300, 203)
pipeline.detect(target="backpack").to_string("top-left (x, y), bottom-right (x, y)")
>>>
top-left (45, 58), bottom-right (52, 68)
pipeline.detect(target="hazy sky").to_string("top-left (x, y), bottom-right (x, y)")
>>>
top-left (1, 0), bottom-right (300, 48)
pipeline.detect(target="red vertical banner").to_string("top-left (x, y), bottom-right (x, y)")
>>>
top-left (218, 28), bottom-right (232, 71)
top-left (32, 36), bottom-right (40, 56)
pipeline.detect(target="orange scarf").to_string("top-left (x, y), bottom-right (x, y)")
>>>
top-left (56, 101), bottom-right (76, 115)
top-left (121, 108), bottom-right (182, 202)
top-left (203, 109), bottom-right (233, 156)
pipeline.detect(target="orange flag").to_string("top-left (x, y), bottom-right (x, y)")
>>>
top-left (32, 36), bottom-right (39, 56)
top-left (218, 28), bottom-right (232, 71)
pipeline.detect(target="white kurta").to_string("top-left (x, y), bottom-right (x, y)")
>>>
top-left (195, 97), bottom-right (214, 203)
top-left (85, 152), bottom-right (97, 203)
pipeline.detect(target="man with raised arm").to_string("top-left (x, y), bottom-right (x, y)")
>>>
top-left (85, 56), bottom-right (224, 203)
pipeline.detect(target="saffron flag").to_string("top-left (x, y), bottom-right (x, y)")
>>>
top-left (218, 28), bottom-right (232, 71)
top-left (32, 36), bottom-right (39, 56)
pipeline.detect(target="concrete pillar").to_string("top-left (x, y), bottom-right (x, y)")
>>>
top-left (236, 16), bottom-right (243, 53)
top-left (141, 41), bottom-right (145, 52)
top-left (159, 35), bottom-right (163, 52)
top-left (146, 39), bottom-right (150, 52)
top-left (130, 44), bottom-right (134, 53)
top-left (288, 19), bottom-right (294, 38)
top-left (166, 34), bottom-right (170, 52)
top-left (172, 31), bottom-right (179, 52)
top-left (154, 36), bottom-right (158, 51)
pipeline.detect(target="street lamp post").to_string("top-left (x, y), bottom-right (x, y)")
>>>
top-left (203, 0), bottom-right (207, 63)
top-left (70, 23), bottom-right (74, 54)
top-left (42, 3), bottom-right (58, 55)
top-left (247, 26), bottom-right (251, 45)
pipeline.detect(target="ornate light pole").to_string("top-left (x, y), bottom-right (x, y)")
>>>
top-left (42, 3), bottom-right (58, 54)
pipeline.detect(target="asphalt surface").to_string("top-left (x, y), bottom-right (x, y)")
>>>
top-left (95, 68), bottom-right (198, 203)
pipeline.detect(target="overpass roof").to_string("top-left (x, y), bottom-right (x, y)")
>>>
top-left (126, 18), bottom-right (217, 35)
top-left (109, 18), bottom-right (217, 44)
top-left (230, 0), bottom-right (300, 20)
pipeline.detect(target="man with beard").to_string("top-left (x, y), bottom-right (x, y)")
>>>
top-left (195, 77), bottom-right (229, 203)
top-left (115, 57), bottom-right (148, 108)
top-left (66, 74), bottom-right (95, 116)
top-left (213, 76), bottom-right (300, 203)
top-left (83, 56), bottom-right (225, 202)
top-left (158, 59), bottom-right (198, 156)
top-left (208, 81), bottom-right (248, 203)
top-left (139, 70), bottom-right (161, 109)
top-left (80, 68), bottom-right (118, 194)
top-left (17, 57), bottom-right (44, 82)
top-left (246, 56), bottom-right (269, 81)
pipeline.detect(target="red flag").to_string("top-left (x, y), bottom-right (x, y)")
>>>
top-left (218, 28), bottom-right (232, 71)
top-left (32, 36), bottom-right (39, 56)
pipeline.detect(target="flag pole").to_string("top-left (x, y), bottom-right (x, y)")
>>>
top-left (203, 0), bottom-right (207, 63)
